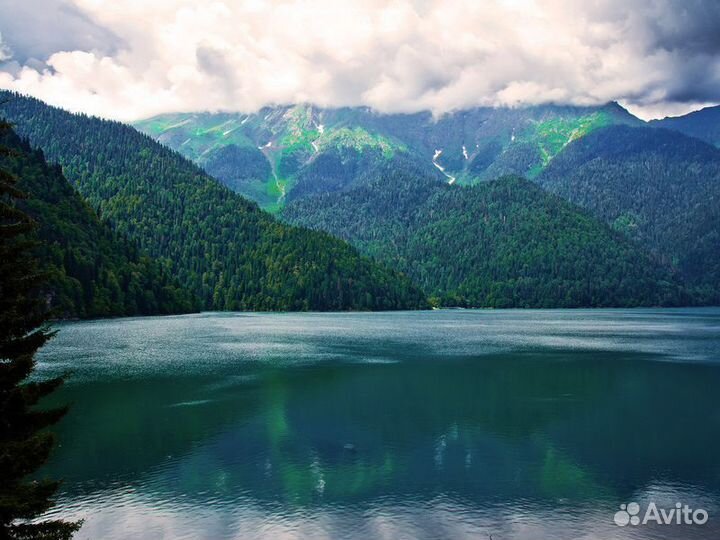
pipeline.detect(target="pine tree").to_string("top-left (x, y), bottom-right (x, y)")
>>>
top-left (0, 119), bottom-right (80, 539)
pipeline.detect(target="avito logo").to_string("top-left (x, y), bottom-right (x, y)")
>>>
top-left (614, 502), bottom-right (708, 527)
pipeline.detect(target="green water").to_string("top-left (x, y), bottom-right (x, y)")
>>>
top-left (36, 309), bottom-right (720, 539)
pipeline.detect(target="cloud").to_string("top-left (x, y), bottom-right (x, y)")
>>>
top-left (0, 32), bottom-right (12, 62)
top-left (0, 0), bottom-right (718, 121)
top-left (0, 0), bottom-right (122, 64)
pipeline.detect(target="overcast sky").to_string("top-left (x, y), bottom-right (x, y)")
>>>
top-left (1, 0), bottom-right (719, 121)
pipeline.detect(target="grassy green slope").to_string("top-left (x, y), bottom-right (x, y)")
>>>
top-left (135, 103), bottom-right (639, 210)
top-left (135, 105), bottom-right (407, 211)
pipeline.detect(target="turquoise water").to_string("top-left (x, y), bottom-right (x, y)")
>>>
top-left (37, 309), bottom-right (720, 539)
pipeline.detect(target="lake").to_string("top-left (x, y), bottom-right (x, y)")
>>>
top-left (36, 309), bottom-right (720, 539)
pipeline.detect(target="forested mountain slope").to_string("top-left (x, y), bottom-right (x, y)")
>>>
top-left (283, 168), bottom-right (688, 308)
top-left (135, 102), bottom-right (640, 211)
top-left (650, 105), bottom-right (720, 147)
top-left (537, 126), bottom-right (720, 302)
top-left (0, 92), bottom-right (427, 311)
top-left (0, 125), bottom-right (195, 318)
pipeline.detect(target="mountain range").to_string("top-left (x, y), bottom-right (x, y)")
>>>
top-left (135, 100), bottom-right (718, 305)
top-left (0, 92), bottom-right (428, 313)
top-left (2, 91), bottom-right (718, 311)
top-left (134, 102), bottom-right (641, 212)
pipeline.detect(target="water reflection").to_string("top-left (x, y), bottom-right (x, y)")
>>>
top-left (37, 309), bottom-right (720, 539)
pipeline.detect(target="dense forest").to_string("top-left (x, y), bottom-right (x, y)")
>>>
top-left (0, 92), bottom-right (428, 311)
top-left (537, 125), bottom-right (720, 303)
top-left (283, 167), bottom-right (689, 308)
top-left (0, 126), bottom-right (196, 318)
top-left (650, 105), bottom-right (720, 147)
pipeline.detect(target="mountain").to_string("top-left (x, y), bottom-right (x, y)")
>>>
top-left (134, 107), bottom-right (406, 212)
top-left (0, 92), bottom-right (428, 311)
top-left (0, 125), bottom-right (196, 318)
top-left (537, 125), bottom-right (720, 302)
top-left (135, 102), bottom-right (641, 211)
top-left (283, 167), bottom-right (688, 308)
top-left (650, 105), bottom-right (720, 147)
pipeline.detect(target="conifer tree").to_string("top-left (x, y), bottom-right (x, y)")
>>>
top-left (0, 119), bottom-right (79, 539)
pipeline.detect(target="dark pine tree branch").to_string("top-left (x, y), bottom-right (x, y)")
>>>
top-left (0, 120), bottom-right (81, 540)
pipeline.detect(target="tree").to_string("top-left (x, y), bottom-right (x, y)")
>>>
top-left (0, 119), bottom-right (80, 539)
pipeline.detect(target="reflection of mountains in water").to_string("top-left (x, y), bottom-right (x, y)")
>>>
top-left (44, 347), bottom-right (720, 509)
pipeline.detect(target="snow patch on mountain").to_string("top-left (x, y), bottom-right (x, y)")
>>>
top-left (164, 118), bottom-right (191, 131)
top-left (432, 149), bottom-right (456, 185)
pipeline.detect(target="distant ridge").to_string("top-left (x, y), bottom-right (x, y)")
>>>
top-left (134, 102), bottom-right (641, 211)
top-left (650, 105), bottom-right (720, 147)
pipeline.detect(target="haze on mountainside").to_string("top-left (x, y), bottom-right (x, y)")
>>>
top-left (1, 0), bottom-right (720, 121)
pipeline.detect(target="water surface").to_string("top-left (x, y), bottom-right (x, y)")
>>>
top-left (37, 309), bottom-right (720, 539)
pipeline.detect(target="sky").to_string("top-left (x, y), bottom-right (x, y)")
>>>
top-left (0, 0), bottom-right (719, 122)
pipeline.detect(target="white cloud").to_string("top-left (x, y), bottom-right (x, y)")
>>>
top-left (0, 32), bottom-right (12, 62)
top-left (0, 0), bottom-right (719, 121)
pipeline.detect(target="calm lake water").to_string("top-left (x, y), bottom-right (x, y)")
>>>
top-left (36, 309), bottom-right (720, 539)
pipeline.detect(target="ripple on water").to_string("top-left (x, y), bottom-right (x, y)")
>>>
top-left (34, 309), bottom-right (720, 539)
